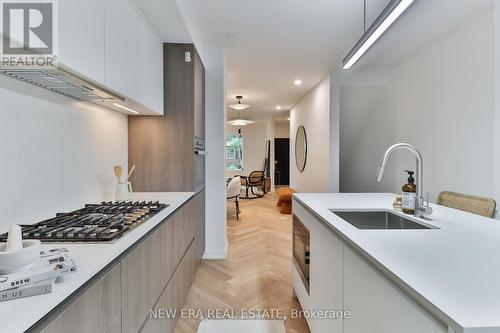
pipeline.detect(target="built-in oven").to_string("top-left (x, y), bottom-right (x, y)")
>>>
top-left (194, 137), bottom-right (206, 193)
top-left (293, 214), bottom-right (310, 293)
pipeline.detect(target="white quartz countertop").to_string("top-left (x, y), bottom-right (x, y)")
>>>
top-left (294, 192), bottom-right (500, 332)
top-left (0, 192), bottom-right (194, 333)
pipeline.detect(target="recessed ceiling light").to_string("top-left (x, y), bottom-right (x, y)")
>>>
top-left (276, 105), bottom-right (282, 110)
top-left (294, 79), bottom-right (302, 86)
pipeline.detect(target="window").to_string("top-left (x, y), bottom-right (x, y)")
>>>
top-left (226, 147), bottom-right (236, 159)
top-left (226, 133), bottom-right (243, 171)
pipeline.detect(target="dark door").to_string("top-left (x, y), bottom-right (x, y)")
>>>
top-left (274, 138), bottom-right (290, 185)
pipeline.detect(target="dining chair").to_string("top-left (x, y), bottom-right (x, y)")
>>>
top-left (437, 191), bottom-right (496, 218)
top-left (227, 176), bottom-right (241, 220)
top-left (239, 171), bottom-right (265, 199)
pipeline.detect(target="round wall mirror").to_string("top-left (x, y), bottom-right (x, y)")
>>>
top-left (295, 125), bottom-right (307, 172)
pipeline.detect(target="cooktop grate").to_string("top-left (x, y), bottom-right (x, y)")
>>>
top-left (0, 201), bottom-right (168, 243)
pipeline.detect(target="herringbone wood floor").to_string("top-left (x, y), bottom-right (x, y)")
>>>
top-left (173, 191), bottom-right (310, 333)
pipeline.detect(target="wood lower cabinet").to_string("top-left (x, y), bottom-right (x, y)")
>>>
top-left (142, 241), bottom-right (197, 333)
top-left (192, 190), bottom-right (205, 262)
top-left (40, 264), bottom-right (122, 333)
top-left (121, 231), bottom-right (161, 333)
top-left (37, 193), bottom-right (205, 333)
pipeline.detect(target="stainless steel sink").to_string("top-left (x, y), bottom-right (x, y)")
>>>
top-left (330, 210), bottom-right (436, 230)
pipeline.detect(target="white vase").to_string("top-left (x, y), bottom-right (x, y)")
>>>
top-left (115, 182), bottom-right (132, 201)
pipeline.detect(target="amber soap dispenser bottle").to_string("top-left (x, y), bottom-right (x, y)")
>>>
top-left (402, 170), bottom-right (416, 214)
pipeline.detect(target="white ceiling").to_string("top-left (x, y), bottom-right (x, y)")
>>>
top-left (133, 0), bottom-right (192, 43)
top-left (136, 0), bottom-right (493, 121)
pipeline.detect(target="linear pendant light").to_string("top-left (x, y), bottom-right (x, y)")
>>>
top-left (342, 0), bottom-right (415, 70)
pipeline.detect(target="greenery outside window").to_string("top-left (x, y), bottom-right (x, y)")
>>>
top-left (226, 134), bottom-right (243, 171)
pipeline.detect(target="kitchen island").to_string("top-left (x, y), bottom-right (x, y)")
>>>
top-left (0, 191), bottom-right (204, 333)
top-left (293, 193), bottom-right (500, 333)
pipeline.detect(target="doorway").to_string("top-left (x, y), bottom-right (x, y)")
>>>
top-left (274, 138), bottom-right (290, 186)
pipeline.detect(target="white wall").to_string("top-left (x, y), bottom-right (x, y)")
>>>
top-left (176, 0), bottom-right (227, 259)
top-left (0, 76), bottom-right (128, 229)
top-left (290, 76), bottom-right (332, 192)
top-left (200, 46), bottom-right (227, 259)
top-left (274, 120), bottom-right (290, 138)
top-left (493, 2), bottom-right (500, 203)
top-left (340, 85), bottom-right (398, 193)
top-left (226, 122), bottom-right (267, 178)
top-left (340, 12), bottom-right (495, 203)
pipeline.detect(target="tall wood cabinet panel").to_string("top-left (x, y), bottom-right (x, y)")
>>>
top-left (129, 43), bottom-right (205, 192)
top-left (194, 51), bottom-right (205, 139)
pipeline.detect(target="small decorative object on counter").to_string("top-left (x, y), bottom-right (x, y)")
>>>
top-left (0, 225), bottom-right (41, 274)
top-left (115, 182), bottom-right (132, 201)
top-left (0, 248), bottom-right (77, 302)
top-left (114, 164), bottom-right (135, 201)
top-left (393, 195), bottom-right (403, 212)
top-left (402, 170), bottom-right (416, 214)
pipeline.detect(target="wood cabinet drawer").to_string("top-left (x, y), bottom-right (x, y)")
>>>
top-left (39, 264), bottom-right (122, 333)
top-left (159, 205), bottom-right (195, 285)
top-left (122, 233), bottom-right (155, 333)
top-left (122, 202), bottom-right (196, 333)
top-left (188, 190), bottom-right (205, 262)
top-left (142, 241), bottom-right (196, 333)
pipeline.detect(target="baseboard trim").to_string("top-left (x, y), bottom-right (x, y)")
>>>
top-left (202, 238), bottom-right (228, 260)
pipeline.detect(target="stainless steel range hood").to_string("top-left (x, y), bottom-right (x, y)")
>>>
top-left (0, 66), bottom-right (124, 102)
top-left (0, 65), bottom-right (157, 115)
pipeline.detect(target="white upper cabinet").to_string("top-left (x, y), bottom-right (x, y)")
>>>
top-left (105, 0), bottom-right (140, 101)
top-left (138, 19), bottom-right (163, 114)
top-left (56, 0), bottom-right (163, 114)
top-left (58, 0), bottom-right (105, 84)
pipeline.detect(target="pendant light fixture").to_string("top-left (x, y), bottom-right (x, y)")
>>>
top-left (228, 95), bottom-right (251, 110)
top-left (342, 0), bottom-right (415, 70)
top-left (226, 108), bottom-right (254, 127)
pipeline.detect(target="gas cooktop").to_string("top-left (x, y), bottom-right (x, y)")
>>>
top-left (0, 201), bottom-right (168, 243)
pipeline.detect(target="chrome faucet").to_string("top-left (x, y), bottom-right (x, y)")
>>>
top-left (377, 143), bottom-right (433, 218)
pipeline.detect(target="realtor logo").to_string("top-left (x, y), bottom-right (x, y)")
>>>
top-left (2, 2), bottom-right (53, 54)
top-left (0, 0), bottom-right (57, 67)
